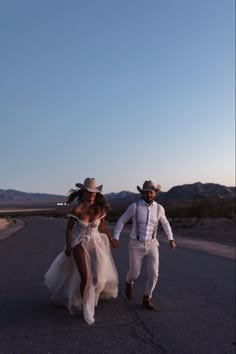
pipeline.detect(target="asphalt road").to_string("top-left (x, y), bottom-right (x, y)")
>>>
top-left (0, 216), bottom-right (235, 354)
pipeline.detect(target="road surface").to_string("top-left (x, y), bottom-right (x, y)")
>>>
top-left (0, 216), bottom-right (235, 353)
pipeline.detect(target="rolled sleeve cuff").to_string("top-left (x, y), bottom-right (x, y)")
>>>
top-left (168, 234), bottom-right (174, 241)
top-left (113, 233), bottom-right (120, 240)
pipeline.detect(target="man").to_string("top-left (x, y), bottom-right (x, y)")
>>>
top-left (112, 180), bottom-right (176, 310)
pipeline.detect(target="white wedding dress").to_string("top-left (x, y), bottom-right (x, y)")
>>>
top-left (44, 215), bottom-right (118, 325)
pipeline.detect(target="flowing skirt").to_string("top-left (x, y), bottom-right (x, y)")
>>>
top-left (44, 232), bottom-right (118, 325)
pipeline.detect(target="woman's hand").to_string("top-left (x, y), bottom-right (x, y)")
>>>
top-left (65, 245), bottom-right (72, 256)
top-left (110, 239), bottom-right (120, 249)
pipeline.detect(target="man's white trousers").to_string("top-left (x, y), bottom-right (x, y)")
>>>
top-left (126, 238), bottom-right (159, 298)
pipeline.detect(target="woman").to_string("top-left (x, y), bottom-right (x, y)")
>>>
top-left (44, 178), bottom-right (118, 325)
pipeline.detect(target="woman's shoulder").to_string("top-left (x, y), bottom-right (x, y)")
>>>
top-left (67, 213), bottom-right (79, 221)
top-left (72, 203), bottom-right (83, 213)
top-left (67, 204), bottom-right (82, 219)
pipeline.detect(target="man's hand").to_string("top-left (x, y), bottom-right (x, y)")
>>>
top-left (169, 240), bottom-right (176, 249)
top-left (111, 239), bottom-right (120, 248)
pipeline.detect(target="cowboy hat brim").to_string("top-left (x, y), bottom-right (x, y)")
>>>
top-left (137, 185), bottom-right (161, 193)
top-left (75, 183), bottom-right (103, 193)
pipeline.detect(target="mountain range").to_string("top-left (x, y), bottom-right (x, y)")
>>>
top-left (0, 182), bottom-right (235, 209)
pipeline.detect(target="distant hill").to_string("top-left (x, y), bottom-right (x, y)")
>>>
top-left (105, 182), bottom-right (235, 219)
top-left (0, 183), bottom-right (235, 215)
top-left (163, 182), bottom-right (235, 201)
top-left (105, 190), bottom-right (139, 208)
top-left (0, 189), bottom-right (66, 207)
top-left (106, 182), bottom-right (235, 207)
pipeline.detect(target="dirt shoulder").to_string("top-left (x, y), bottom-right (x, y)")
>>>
top-left (0, 217), bottom-right (235, 260)
top-left (110, 218), bottom-right (235, 260)
top-left (0, 218), bottom-right (25, 241)
top-left (158, 232), bottom-right (235, 260)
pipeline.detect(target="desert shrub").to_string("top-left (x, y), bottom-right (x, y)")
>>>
top-left (190, 196), bottom-right (235, 218)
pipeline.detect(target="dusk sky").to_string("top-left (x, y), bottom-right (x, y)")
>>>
top-left (1, 0), bottom-right (235, 195)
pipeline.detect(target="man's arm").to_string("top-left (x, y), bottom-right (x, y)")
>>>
top-left (112, 203), bottom-right (135, 248)
top-left (159, 205), bottom-right (176, 249)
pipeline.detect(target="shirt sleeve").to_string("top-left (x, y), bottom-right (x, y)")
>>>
top-left (159, 205), bottom-right (174, 241)
top-left (113, 203), bottom-right (135, 240)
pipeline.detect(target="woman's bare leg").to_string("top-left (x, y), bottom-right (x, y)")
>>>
top-left (73, 245), bottom-right (88, 297)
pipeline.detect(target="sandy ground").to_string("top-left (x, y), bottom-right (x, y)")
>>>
top-left (0, 208), bottom-right (56, 213)
top-left (158, 232), bottom-right (235, 260)
top-left (0, 217), bottom-right (235, 260)
top-left (0, 218), bottom-right (25, 241)
top-left (0, 218), bottom-right (10, 229)
top-left (111, 221), bottom-right (236, 260)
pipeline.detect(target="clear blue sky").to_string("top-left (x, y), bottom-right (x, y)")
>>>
top-left (0, 0), bottom-right (235, 195)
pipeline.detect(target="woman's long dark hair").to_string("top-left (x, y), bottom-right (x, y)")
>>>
top-left (66, 189), bottom-right (84, 205)
top-left (66, 189), bottom-right (111, 214)
top-left (93, 193), bottom-right (111, 215)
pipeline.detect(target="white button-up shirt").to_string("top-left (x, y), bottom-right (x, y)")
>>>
top-left (113, 199), bottom-right (174, 241)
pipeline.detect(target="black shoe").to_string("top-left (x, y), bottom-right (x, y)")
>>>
top-left (142, 295), bottom-right (156, 310)
top-left (125, 282), bottom-right (133, 300)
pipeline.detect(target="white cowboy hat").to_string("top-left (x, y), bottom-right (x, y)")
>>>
top-left (137, 180), bottom-right (161, 193)
top-left (76, 178), bottom-right (103, 193)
